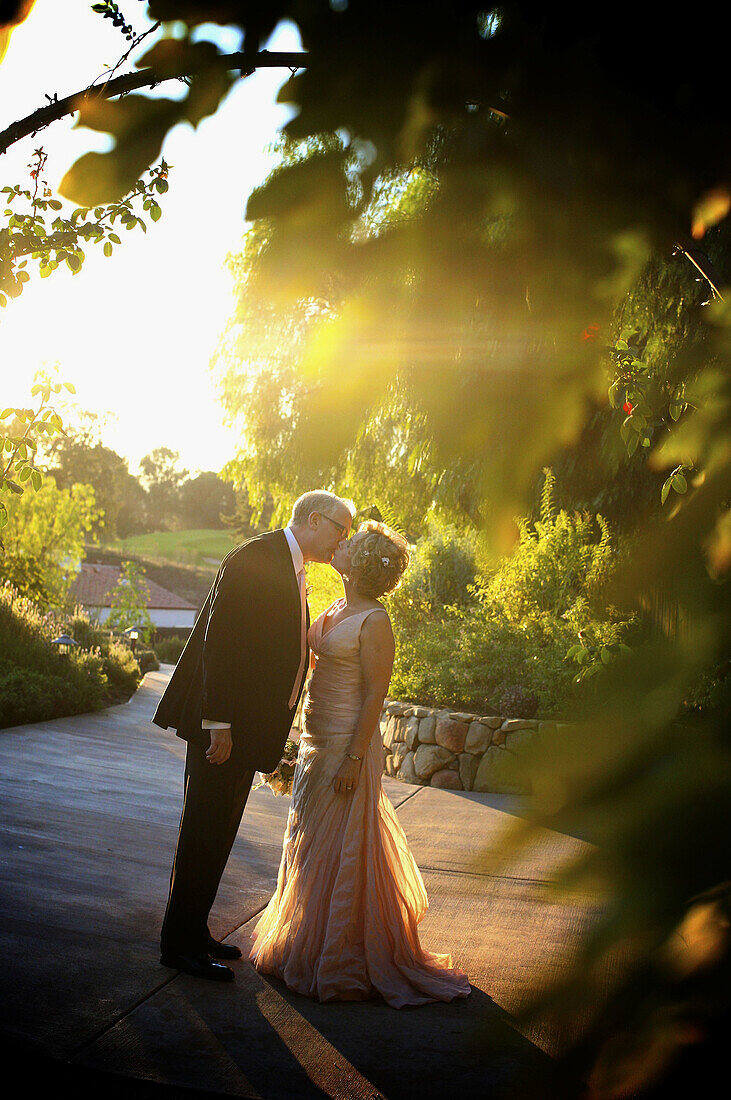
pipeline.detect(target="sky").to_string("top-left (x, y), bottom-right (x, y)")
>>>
top-left (0, 0), bottom-right (301, 475)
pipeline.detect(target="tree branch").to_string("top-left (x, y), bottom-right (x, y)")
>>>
top-left (0, 50), bottom-right (309, 157)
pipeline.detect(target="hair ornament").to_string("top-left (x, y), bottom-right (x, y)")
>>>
top-left (381, 556), bottom-right (390, 566)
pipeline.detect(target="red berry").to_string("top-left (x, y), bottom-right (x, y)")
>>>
top-left (623, 401), bottom-right (633, 414)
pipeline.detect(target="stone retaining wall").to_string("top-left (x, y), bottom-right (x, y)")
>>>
top-left (380, 699), bottom-right (567, 794)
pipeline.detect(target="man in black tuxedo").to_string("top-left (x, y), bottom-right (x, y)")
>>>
top-left (152, 490), bottom-right (355, 981)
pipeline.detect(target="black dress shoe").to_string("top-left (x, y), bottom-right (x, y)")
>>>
top-left (160, 951), bottom-right (234, 982)
top-left (207, 937), bottom-right (242, 960)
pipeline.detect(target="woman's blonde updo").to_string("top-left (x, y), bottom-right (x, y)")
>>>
top-left (348, 521), bottom-right (410, 599)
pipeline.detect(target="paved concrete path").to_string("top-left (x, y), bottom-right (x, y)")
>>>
top-left (0, 669), bottom-right (606, 1099)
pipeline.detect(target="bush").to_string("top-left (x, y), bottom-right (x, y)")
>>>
top-left (478, 469), bottom-right (616, 622)
top-left (153, 633), bottom-right (189, 664)
top-left (387, 473), bottom-right (636, 718)
top-left (0, 552), bottom-right (50, 605)
top-left (390, 604), bottom-right (580, 716)
top-left (101, 640), bottom-right (141, 700)
top-left (0, 663), bottom-right (74, 727)
top-left (0, 583), bottom-right (143, 727)
top-left (305, 561), bottom-right (345, 619)
top-left (136, 648), bottom-right (159, 674)
top-left (402, 519), bottom-right (480, 609)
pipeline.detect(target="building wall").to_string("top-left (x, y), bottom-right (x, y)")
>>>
top-left (86, 607), bottom-right (196, 629)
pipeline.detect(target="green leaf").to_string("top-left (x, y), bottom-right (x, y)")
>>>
top-left (18, 465), bottom-right (32, 482)
top-left (5, 479), bottom-right (23, 494)
top-left (661, 478), bottom-right (671, 504)
top-left (627, 433), bottom-right (639, 457)
top-left (64, 382), bottom-right (76, 394)
top-left (0, 409), bottom-right (14, 419)
top-left (150, 204), bottom-right (162, 222)
top-left (103, 241), bottom-right (113, 257)
top-left (30, 469), bottom-right (42, 491)
top-left (672, 473), bottom-right (687, 494)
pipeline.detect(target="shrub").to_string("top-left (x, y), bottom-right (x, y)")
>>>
top-left (305, 561), bottom-right (345, 619)
top-left (0, 552), bottom-right (50, 605)
top-left (478, 469), bottom-right (616, 622)
top-left (154, 633), bottom-right (189, 664)
top-left (388, 473), bottom-right (636, 718)
top-left (136, 648), bottom-right (159, 674)
top-left (390, 605), bottom-right (580, 716)
top-left (0, 583), bottom-right (142, 726)
top-left (101, 640), bottom-right (141, 700)
top-left (399, 519), bottom-right (479, 610)
top-left (65, 605), bottom-right (110, 649)
top-left (0, 663), bottom-right (72, 727)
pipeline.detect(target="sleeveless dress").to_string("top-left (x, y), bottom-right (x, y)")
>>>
top-left (249, 599), bottom-right (471, 1008)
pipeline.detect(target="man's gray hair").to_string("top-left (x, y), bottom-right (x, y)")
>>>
top-left (290, 490), bottom-right (356, 528)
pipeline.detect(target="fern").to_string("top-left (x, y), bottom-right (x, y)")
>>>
top-left (539, 467), bottom-right (557, 527)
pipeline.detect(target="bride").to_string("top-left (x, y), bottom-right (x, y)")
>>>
top-left (249, 520), bottom-right (470, 1008)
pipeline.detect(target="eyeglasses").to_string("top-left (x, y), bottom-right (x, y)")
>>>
top-left (320, 513), bottom-right (350, 539)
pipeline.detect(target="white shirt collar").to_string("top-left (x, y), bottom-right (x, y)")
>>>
top-left (283, 526), bottom-right (305, 575)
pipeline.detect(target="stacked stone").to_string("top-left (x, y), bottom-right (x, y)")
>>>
top-left (380, 701), bottom-right (561, 793)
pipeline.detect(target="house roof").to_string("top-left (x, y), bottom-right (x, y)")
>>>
top-left (71, 563), bottom-right (197, 611)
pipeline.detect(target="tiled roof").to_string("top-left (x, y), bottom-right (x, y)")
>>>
top-left (71, 563), bottom-right (196, 610)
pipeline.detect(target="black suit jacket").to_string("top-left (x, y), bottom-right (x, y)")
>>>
top-left (152, 529), bottom-right (309, 773)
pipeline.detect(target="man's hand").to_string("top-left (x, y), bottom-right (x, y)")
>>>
top-left (206, 727), bottom-right (232, 765)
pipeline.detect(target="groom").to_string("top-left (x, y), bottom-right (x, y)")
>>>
top-left (153, 489), bottom-right (355, 981)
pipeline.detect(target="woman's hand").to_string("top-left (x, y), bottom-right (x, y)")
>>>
top-left (333, 755), bottom-right (362, 795)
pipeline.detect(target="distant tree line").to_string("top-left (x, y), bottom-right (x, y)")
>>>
top-left (47, 425), bottom-right (238, 540)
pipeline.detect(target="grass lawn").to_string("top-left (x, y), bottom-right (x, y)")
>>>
top-left (106, 529), bottom-right (236, 570)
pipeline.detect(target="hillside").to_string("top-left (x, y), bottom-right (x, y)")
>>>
top-left (84, 542), bottom-right (220, 609)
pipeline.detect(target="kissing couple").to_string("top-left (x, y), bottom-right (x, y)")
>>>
top-left (152, 490), bottom-right (470, 1008)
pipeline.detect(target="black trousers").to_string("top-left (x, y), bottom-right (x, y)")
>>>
top-left (161, 737), bottom-right (256, 956)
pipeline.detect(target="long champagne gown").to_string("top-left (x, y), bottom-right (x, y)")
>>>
top-left (249, 600), bottom-right (471, 1008)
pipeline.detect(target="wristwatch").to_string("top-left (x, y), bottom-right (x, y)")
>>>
top-left (346, 752), bottom-right (362, 762)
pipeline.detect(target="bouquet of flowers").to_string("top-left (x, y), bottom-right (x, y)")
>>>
top-left (253, 737), bottom-right (300, 797)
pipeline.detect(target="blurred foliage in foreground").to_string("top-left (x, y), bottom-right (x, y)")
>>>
top-left (13, 1), bottom-right (731, 1093)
